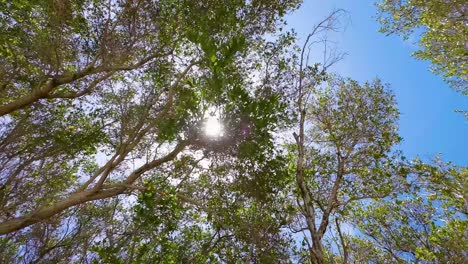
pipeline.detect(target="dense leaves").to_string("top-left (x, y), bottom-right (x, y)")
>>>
top-left (0, 1), bottom-right (466, 263)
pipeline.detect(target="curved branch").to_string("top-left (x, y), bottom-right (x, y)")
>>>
top-left (0, 51), bottom-right (172, 117)
top-left (0, 141), bottom-right (187, 235)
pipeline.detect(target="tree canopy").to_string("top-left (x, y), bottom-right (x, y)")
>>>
top-left (0, 0), bottom-right (466, 263)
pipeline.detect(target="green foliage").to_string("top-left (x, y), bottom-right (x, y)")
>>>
top-left (290, 73), bottom-right (409, 263)
top-left (346, 236), bottom-right (395, 264)
top-left (351, 159), bottom-right (468, 263)
top-left (303, 76), bottom-right (403, 213)
top-left (0, 0), bottom-right (302, 261)
top-left (376, 0), bottom-right (468, 93)
top-left (0, 1), bottom-right (465, 263)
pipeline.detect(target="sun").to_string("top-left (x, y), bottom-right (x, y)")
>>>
top-left (204, 116), bottom-right (223, 137)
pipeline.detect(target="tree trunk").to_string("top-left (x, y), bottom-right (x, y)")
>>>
top-left (310, 240), bottom-right (325, 264)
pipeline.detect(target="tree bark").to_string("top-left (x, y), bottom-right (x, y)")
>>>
top-left (310, 239), bottom-right (325, 264)
top-left (0, 52), bottom-right (170, 117)
top-left (0, 66), bottom-right (97, 116)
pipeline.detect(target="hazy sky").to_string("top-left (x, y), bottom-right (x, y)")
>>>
top-left (285, 0), bottom-right (468, 166)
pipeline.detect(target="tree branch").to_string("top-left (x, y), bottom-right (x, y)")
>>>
top-left (0, 141), bottom-right (187, 235)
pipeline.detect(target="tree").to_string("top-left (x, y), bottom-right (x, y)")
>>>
top-left (351, 159), bottom-right (468, 263)
top-left (376, 0), bottom-right (468, 94)
top-left (0, 0), bottom-right (300, 235)
top-left (290, 69), bottom-right (466, 263)
top-left (291, 73), bottom-right (405, 263)
top-left (1, 1), bottom-right (466, 263)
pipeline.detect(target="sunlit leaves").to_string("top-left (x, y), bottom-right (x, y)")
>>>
top-left (351, 159), bottom-right (468, 263)
top-left (376, 0), bottom-right (468, 93)
top-left (0, 0), bottom-right (302, 261)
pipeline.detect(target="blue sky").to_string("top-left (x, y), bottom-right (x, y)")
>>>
top-left (285, 0), bottom-right (468, 166)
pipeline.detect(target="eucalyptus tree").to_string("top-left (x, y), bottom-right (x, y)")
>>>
top-left (376, 0), bottom-right (468, 94)
top-left (0, 0), bottom-right (301, 240)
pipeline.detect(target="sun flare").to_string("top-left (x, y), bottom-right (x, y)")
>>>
top-left (204, 117), bottom-right (223, 137)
